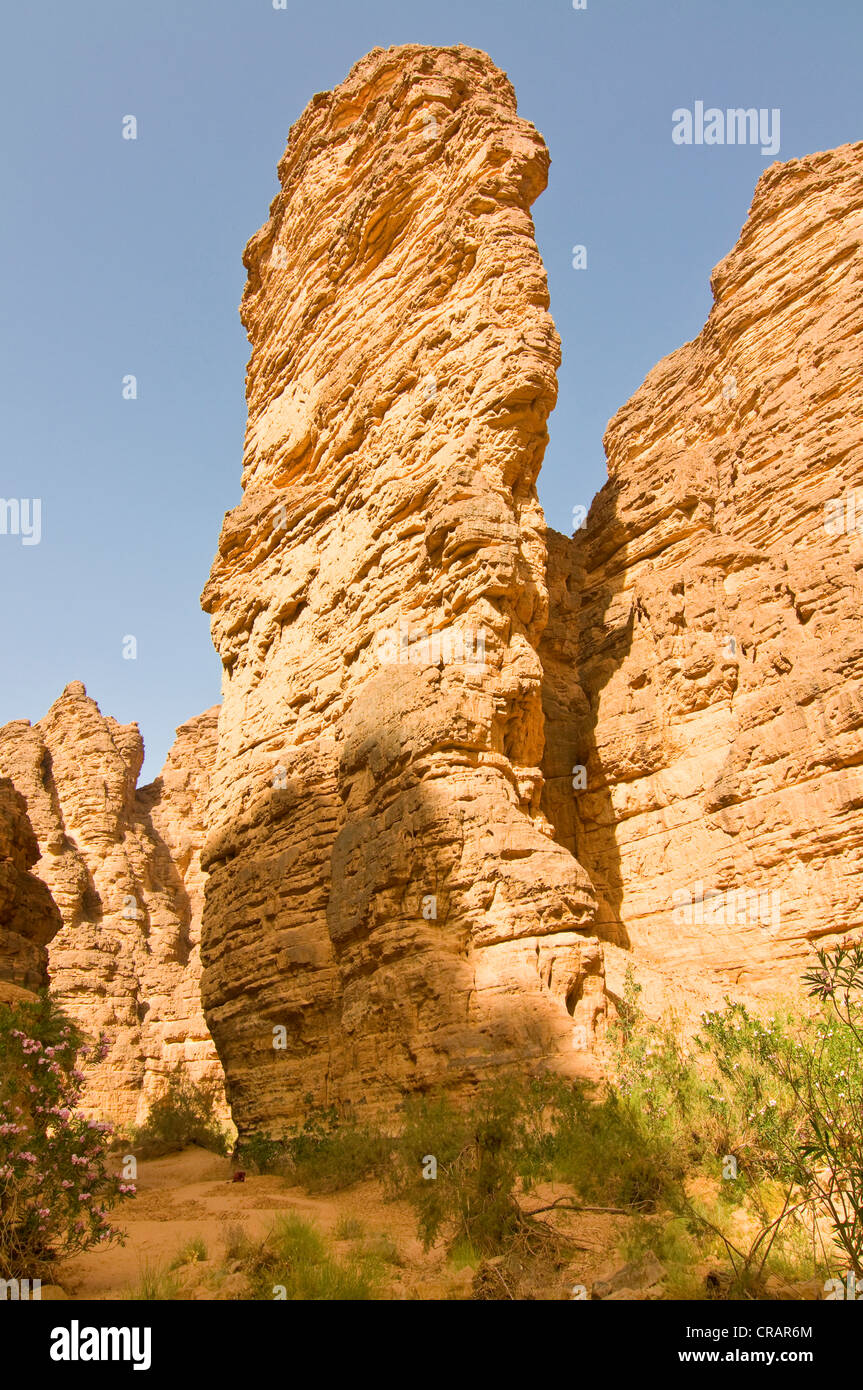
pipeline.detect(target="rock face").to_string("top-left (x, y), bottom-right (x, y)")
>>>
top-left (6, 59), bottom-right (856, 1137)
top-left (0, 778), bottom-right (62, 998)
top-left (200, 43), bottom-right (605, 1136)
top-left (0, 686), bottom-right (227, 1125)
top-left (544, 141), bottom-right (863, 997)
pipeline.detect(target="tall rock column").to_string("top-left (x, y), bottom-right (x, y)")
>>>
top-left (201, 44), bottom-right (604, 1134)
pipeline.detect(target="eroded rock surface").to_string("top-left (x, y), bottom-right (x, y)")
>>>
top-left (544, 141), bottom-right (863, 995)
top-left (0, 686), bottom-right (226, 1125)
top-left (201, 43), bottom-right (604, 1135)
top-left (0, 778), bottom-right (62, 996)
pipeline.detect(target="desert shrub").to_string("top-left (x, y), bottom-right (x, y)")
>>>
top-left (607, 968), bottom-right (729, 1168)
top-left (241, 1095), bottom-right (394, 1184)
top-left (243, 1214), bottom-right (385, 1300)
top-left (697, 941), bottom-right (863, 1276)
top-left (220, 1221), bottom-right (251, 1262)
top-left (333, 1215), bottom-right (365, 1241)
top-left (287, 1108), bottom-right (393, 1193)
top-left (390, 1079), bottom-right (572, 1254)
top-left (383, 949), bottom-right (861, 1285)
top-left (131, 1260), bottom-right (181, 1300)
top-left (545, 1082), bottom-right (686, 1211)
top-left (590, 949), bottom-right (862, 1292)
top-left (0, 993), bottom-right (134, 1279)
top-left (237, 1099), bottom-right (393, 1189)
top-left (234, 1133), bottom-right (287, 1175)
top-left (129, 1070), bottom-right (231, 1156)
top-left (169, 1235), bottom-right (207, 1269)
top-left (618, 1213), bottom-right (704, 1299)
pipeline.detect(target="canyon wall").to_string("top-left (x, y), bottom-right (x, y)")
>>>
top-left (0, 685), bottom-right (227, 1126)
top-left (5, 58), bottom-right (858, 1137)
top-left (0, 778), bottom-right (62, 1002)
top-left (543, 141), bottom-right (863, 999)
top-left (200, 43), bottom-right (605, 1136)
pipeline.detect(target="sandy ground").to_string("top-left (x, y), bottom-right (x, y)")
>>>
top-left (54, 1146), bottom-right (626, 1301)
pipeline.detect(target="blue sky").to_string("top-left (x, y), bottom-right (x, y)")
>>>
top-left (1, 0), bottom-right (860, 779)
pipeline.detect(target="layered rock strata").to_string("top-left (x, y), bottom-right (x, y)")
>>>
top-left (0, 778), bottom-right (63, 999)
top-left (201, 44), bottom-right (605, 1135)
top-left (543, 141), bottom-right (863, 996)
top-left (0, 686), bottom-right (226, 1125)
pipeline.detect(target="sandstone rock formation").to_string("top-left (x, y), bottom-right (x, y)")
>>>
top-left (543, 140), bottom-right (863, 999)
top-left (7, 58), bottom-right (856, 1142)
top-left (0, 686), bottom-right (227, 1125)
top-left (0, 778), bottom-right (62, 998)
top-left (200, 43), bottom-right (605, 1135)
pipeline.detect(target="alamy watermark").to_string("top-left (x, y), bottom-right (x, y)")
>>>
top-left (0, 498), bottom-right (41, 546)
top-left (824, 489), bottom-right (863, 537)
top-left (375, 620), bottom-right (486, 668)
top-left (0, 1277), bottom-right (41, 1299)
top-left (672, 102), bottom-right (780, 157)
top-left (673, 882), bottom-right (782, 934)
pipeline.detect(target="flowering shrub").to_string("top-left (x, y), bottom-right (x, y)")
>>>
top-left (0, 993), bottom-right (134, 1279)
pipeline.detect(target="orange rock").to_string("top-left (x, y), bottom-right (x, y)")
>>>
top-left (0, 686), bottom-right (227, 1125)
top-left (544, 141), bottom-right (863, 1002)
top-left (0, 777), bottom-right (62, 993)
top-left (200, 44), bottom-right (605, 1135)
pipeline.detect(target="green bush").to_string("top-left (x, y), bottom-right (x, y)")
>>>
top-left (545, 1082), bottom-right (685, 1211)
top-left (390, 1079), bottom-right (566, 1254)
top-left (697, 940), bottom-right (863, 1276)
top-left (234, 1133), bottom-right (287, 1175)
top-left (243, 1214), bottom-right (385, 1300)
top-left (169, 1235), bottom-right (207, 1269)
top-left (287, 1108), bottom-right (393, 1193)
top-left (238, 1099), bottom-right (393, 1190)
top-left (129, 1071), bottom-right (231, 1156)
top-left (131, 1260), bottom-right (181, 1300)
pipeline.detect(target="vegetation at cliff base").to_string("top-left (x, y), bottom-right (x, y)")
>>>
top-left (0, 993), bottom-right (134, 1280)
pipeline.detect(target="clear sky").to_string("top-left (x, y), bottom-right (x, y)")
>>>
top-left (1, 0), bottom-right (860, 779)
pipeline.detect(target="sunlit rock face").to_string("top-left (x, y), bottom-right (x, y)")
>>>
top-left (0, 687), bottom-right (227, 1125)
top-left (200, 43), bottom-right (604, 1136)
top-left (542, 142), bottom-right (863, 1000)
